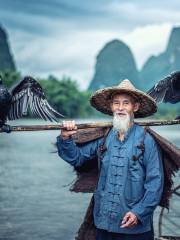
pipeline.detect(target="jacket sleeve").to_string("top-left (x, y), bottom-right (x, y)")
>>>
top-left (131, 133), bottom-right (164, 223)
top-left (56, 135), bottom-right (101, 167)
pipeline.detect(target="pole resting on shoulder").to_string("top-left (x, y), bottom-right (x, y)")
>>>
top-left (0, 119), bottom-right (180, 133)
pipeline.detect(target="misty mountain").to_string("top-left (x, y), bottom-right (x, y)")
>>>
top-left (89, 27), bottom-right (180, 93)
top-left (88, 39), bottom-right (139, 91)
top-left (140, 27), bottom-right (180, 90)
top-left (0, 25), bottom-right (16, 72)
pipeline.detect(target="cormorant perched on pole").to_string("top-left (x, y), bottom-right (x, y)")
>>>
top-left (147, 71), bottom-right (180, 119)
top-left (0, 76), bottom-right (64, 132)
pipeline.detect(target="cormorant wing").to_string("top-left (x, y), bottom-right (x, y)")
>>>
top-left (147, 78), bottom-right (169, 103)
top-left (8, 76), bottom-right (64, 121)
top-left (147, 71), bottom-right (180, 104)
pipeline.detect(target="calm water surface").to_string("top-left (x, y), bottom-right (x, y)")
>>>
top-left (0, 119), bottom-right (179, 239)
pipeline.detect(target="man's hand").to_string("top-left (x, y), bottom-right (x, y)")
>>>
top-left (61, 120), bottom-right (77, 140)
top-left (120, 212), bottom-right (138, 228)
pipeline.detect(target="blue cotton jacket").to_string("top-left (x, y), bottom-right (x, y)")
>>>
top-left (56, 123), bottom-right (164, 234)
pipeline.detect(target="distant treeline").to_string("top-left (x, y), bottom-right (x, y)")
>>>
top-left (1, 70), bottom-right (179, 119)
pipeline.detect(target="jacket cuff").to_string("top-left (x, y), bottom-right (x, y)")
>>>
top-left (56, 135), bottom-right (73, 145)
top-left (130, 209), bottom-right (144, 224)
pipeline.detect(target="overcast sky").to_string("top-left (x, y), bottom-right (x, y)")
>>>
top-left (0, 0), bottom-right (180, 89)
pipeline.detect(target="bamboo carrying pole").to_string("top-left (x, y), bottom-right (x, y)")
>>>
top-left (0, 119), bottom-right (180, 133)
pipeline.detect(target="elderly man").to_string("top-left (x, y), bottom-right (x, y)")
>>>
top-left (56, 79), bottom-right (164, 240)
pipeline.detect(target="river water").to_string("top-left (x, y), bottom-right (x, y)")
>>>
top-left (0, 119), bottom-right (179, 239)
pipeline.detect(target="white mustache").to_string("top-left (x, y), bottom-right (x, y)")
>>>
top-left (115, 111), bottom-right (128, 116)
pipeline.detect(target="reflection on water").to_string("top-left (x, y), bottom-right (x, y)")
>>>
top-left (0, 119), bottom-right (179, 239)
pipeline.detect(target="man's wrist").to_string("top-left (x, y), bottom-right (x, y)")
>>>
top-left (61, 135), bottom-right (72, 140)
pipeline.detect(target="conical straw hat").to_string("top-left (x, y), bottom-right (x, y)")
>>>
top-left (90, 79), bottom-right (157, 118)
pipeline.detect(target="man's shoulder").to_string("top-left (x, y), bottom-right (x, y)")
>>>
top-left (134, 123), bottom-right (146, 137)
top-left (135, 123), bottom-right (144, 132)
top-left (135, 124), bottom-right (155, 144)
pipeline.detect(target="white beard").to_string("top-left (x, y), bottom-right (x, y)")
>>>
top-left (112, 112), bottom-right (132, 134)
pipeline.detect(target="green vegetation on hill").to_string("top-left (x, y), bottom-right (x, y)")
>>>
top-left (0, 70), bottom-right (20, 88)
top-left (38, 75), bottom-right (95, 118)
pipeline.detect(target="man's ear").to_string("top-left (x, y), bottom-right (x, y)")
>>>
top-left (133, 102), bottom-right (140, 112)
top-left (109, 100), bottom-right (113, 112)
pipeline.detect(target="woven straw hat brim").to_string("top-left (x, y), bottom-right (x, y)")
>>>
top-left (90, 87), bottom-right (157, 118)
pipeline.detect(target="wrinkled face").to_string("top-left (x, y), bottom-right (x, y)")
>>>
top-left (110, 93), bottom-right (140, 118)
